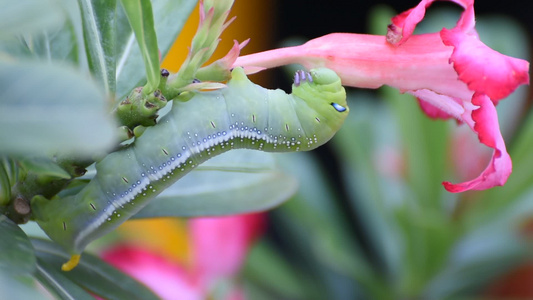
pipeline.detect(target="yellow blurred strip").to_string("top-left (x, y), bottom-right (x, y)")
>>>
top-left (117, 218), bottom-right (191, 266)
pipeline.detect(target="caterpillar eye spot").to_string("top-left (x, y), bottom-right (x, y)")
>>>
top-left (192, 78), bottom-right (201, 84)
top-left (160, 69), bottom-right (169, 77)
top-left (331, 102), bottom-right (347, 112)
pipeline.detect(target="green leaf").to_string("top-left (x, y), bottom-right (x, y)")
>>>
top-left (382, 86), bottom-right (450, 209)
top-left (274, 152), bottom-right (387, 299)
top-left (118, 0), bottom-right (160, 94)
top-left (0, 60), bottom-right (116, 156)
top-left (35, 258), bottom-right (95, 300)
top-left (0, 0), bottom-right (65, 38)
top-left (0, 161), bottom-right (10, 205)
top-left (394, 207), bottom-right (456, 296)
top-left (18, 157), bottom-right (71, 180)
top-left (1, 157), bottom-right (18, 187)
top-left (0, 1), bottom-right (83, 69)
top-left (134, 150), bottom-right (298, 218)
top-left (115, 0), bottom-right (197, 100)
top-left (78, 0), bottom-right (117, 93)
top-left (0, 270), bottom-right (47, 300)
top-left (422, 225), bottom-right (526, 300)
top-left (0, 215), bottom-right (36, 274)
top-left (2, 16), bottom-right (79, 65)
top-left (332, 93), bottom-right (405, 280)
top-left (244, 241), bottom-right (314, 299)
top-left (33, 20), bottom-right (79, 63)
top-left (32, 238), bottom-right (160, 300)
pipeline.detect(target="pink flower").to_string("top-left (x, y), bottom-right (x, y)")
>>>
top-left (100, 213), bottom-right (266, 300)
top-left (234, 0), bottom-right (529, 193)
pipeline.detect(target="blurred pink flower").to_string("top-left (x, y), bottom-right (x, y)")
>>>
top-left (234, 0), bottom-right (529, 193)
top-left (101, 213), bottom-right (266, 300)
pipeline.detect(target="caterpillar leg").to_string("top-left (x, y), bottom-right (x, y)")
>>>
top-left (61, 254), bottom-right (81, 271)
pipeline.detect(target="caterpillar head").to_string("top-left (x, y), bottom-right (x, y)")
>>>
top-left (292, 68), bottom-right (348, 131)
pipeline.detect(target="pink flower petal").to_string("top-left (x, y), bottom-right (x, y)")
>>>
top-left (416, 98), bottom-right (457, 120)
top-left (443, 94), bottom-right (512, 192)
top-left (441, 28), bottom-right (530, 103)
top-left (101, 245), bottom-right (202, 300)
top-left (388, 0), bottom-right (473, 46)
top-left (451, 126), bottom-right (492, 183)
top-left (191, 213), bottom-right (266, 283)
top-left (409, 89), bottom-right (465, 120)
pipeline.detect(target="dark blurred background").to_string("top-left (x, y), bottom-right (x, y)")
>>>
top-left (276, 1), bottom-right (532, 39)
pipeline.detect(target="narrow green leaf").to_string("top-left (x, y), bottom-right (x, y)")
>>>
top-left (275, 152), bottom-right (388, 299)
top-left (423, 226), bottom-right (526, 300)
top-left (115, 0), bottom-right (197, 100)
top-left (0, 270), bottom-right (47, 300)
top-left (0, 161), bottom-right (10, 205)
top-left (45, 22), bottom-right (80, 63)
top-left (0, 1), bottom-right (83, 68)
top-left (0, 0), bottom-right (65, 38)
top-left (18, 157), bottom-right (71, 180)
top-left (332, 94), bottom-right (405, 280)
top-left (0, 60), bottom-right (116, 156)
top-left (77, 0), bottom-right (117, 93)
top-left (383, 86), bottom-right (449, 209)
top-left (0, 1), bottom-right (80, 65)
top-left (1, 157), bottom-right (18, 187)
top-left (394, 207), bottom-right (456, 296)
top-left (244, 241), bottom-right (314, 299)
top-left (0, 215), bottom-right (36, 274)
top-left (35, 258), bottom-right (95, 300)
top-left (135, 150), bottom-right (298, 218)
top-left (2, 18), bottom-right (79, 65)
top-left (32, 238), bottom-right (160, 300)
top-left (118, 0), bottom-right (160, 94)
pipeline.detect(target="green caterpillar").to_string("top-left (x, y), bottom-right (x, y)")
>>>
top-left (31, 67), bottom-right (348, 270)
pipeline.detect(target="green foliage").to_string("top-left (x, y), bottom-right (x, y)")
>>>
top-left (0, 216), bottom-right (35, 274)
top-left (134, 150), bottom-right (298, 218)
top-left (32, 238), bottom-right (160, 299)
top-left (0, 1), bottom-right (532, 299)
top-left (115, 0), bottom-right (197, 100)
top-left (0, 0), bottom-right (308, 297)
top-left (78, 0), bottom-right (117, 94)
top-left (0, 60), bottom-right (116, 156)
top-left (0, 0), bottom-right (66, 38)
top-left (119, 0), bottom-right (160, 94)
